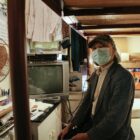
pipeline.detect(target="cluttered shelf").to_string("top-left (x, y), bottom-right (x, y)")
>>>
top-left (0, 106), bottom-right (12, 118)
top-left (0, 97), bottom-right (62, 138)
top-left (29, 98), bottom-right (61, 122)
top-left (121, 61), bottom-right (140, 92)
top-left (0, 96), bottom-right (12, 118)
top-left (0, 95), bottom-right (13, 137)
top-left (120, 52), bottom-right (140, 68)
top-left (121, 61), bottom-right (140, 68)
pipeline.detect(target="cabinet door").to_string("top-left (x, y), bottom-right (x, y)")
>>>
top-left (131, 119), bottom-right (140, 140)
top-left (37, 104), bottom-right (62, 140)
top-left (54, 104), bottom-right (62, 138)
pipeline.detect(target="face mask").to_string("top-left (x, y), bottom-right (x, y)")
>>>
top-left (92, 48), bottom-right (111, 66)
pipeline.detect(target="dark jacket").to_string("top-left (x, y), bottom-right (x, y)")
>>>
top-left (71, 62), bottom-right (135, 140)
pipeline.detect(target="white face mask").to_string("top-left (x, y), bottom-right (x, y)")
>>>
top-left (92, 48), bottom-right (111, 66)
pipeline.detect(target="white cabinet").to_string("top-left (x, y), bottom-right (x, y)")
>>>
top-left (131, 119), bottom-right (140, 140)
top-left (31, 104), bottom-right (62, 140)
top-left (131, 98), bottom-right (140, 140)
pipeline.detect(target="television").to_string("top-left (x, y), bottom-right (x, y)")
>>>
top-left (27, 61), bottom-right (69, 97)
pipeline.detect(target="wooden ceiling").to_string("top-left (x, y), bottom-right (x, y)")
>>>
top-left (63, 0), bottom-right (140, 8)
top-left (43, 0), bottom-right (140, 37)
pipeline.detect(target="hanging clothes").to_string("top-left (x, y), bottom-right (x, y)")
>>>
top-left (25, 0), bottom-right (35, 39)
top-left (71, 29), bottom-right (87, 71)
top-left (25, 0), bottom-right (62, 42)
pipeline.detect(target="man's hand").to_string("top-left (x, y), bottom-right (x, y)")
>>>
top-left (71, 133), bottom-right (89, 140)
top-left (58, 124), bottom-right (72, 140)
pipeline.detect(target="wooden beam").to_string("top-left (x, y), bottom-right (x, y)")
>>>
top-left (64, 0), bottom-right (140, 8)
top-left (64, 6), bottom-right (140, 16)
top-left (42, 0), bottom-right (62, 16)
top-left (77, 14), bottom-right (140, 25)
top-left (8, 0), bottom-right (31, 140)
top-left (84, 32), bottom-right (140, 36)
top-left (77, 24), bottom-right (140, 30)
top-left (84, 28), bottom-right (140, 36)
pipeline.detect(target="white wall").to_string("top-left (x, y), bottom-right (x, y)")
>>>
top-left (113, 37), bottom-right (128, 53)
top-left (113, 36), bottom-right (140, 53)
top-left (127, 36), bottom-right (140, 53)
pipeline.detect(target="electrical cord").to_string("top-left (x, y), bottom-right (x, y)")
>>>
top-left (62, 79), bottom-right (88, 123)
top-left (65, 92), bottom-right (85, 122)
top-left (71, 79), bottom-right (88, 115)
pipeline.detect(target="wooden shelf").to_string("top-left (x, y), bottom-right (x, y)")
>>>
top-left (121, 61), bottom-right (140, 68)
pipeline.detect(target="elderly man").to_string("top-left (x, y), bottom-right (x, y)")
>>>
top-left (58, 34), bottom-right (135, 140)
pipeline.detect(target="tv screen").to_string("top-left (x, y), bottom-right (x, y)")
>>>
top-left (28, 61), bottom-right (69, 96)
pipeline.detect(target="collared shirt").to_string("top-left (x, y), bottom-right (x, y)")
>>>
top-left (92, 61), bottom-right (114, 115)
